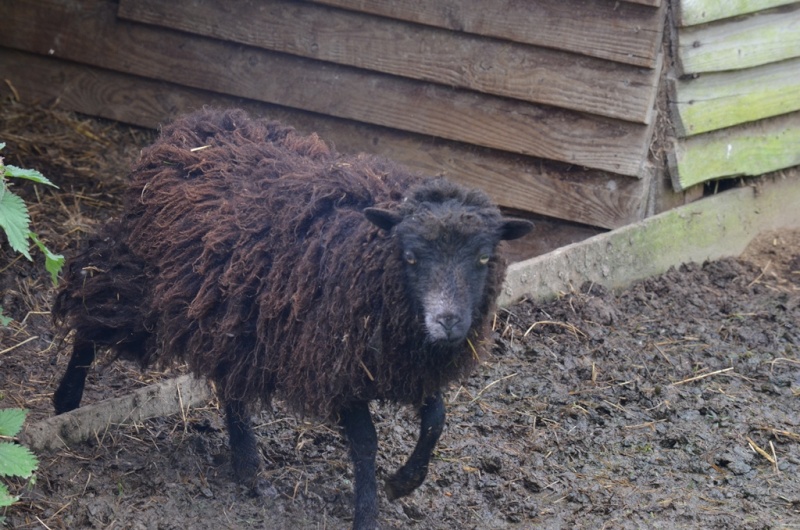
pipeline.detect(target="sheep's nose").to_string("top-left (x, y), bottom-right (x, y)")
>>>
top-left (436, 313), bottom-right (463, 335)
top-left (425, 304), bottom-right (471, 343)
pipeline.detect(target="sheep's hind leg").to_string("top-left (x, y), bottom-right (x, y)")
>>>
top-left (53, 339), bottom-right (96, 414)
top-left (384, 392), bottom-right (445, 501)
top-left (224, 400), bottom-right (275, 497)
top-left (340, 401), bottom-right (379, 530)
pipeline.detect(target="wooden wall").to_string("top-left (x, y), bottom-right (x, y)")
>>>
top-left (0, 0), bottom-right (667, 231)
top-left (668, 0), bottom-right (800, 190)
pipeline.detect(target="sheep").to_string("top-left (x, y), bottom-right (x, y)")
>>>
top-left (51, 108), bottom-right (533, 529)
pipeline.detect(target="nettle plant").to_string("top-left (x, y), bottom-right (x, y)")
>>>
top-left (0, 408), bottom-right (38, 523)
top-left (0, 142), bottom-right (64, 325)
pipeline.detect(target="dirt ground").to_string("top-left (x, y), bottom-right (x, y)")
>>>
top-left (1, 102), bottom-right (799, 529)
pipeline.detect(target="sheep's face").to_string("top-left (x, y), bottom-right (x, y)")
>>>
top-left (365, 201), bottom-right (532, 344)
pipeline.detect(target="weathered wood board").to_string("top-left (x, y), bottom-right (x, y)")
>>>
top-left (669, 58), bottom-right (800, 136)
top-left (22, 375), bottom-right (213, 452)
top-left (668, 112), bottom-right (800, 190)
top-left (500, 173), bottom-right (800, 306)
top-left (624, 0), bottom-right (661, 6)
top-left (119, 0), bottom-right (660, 124)
top-left (0, 0), bottom-right (651, 177)
top-left (309, 0), bottom-right (665, 68)
top-left (676, 0), bottom-right (799, 26)
top-left (0, 49), bottom-right (651, 229)
top-left (676, 6), bottom-right (800, 74)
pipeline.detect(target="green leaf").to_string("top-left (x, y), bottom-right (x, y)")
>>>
top-left (0, 443), bottom-right (39, 479)
top-left (0, 307), bottom-right (11, 327)
top-left (29, 233), bottom-right (64, 286)
top-left (0, 409), bottom-right (26, 437)
top-left (0, 481), bottom-right (19, 509)
top-left (4, 165), bottom-right (58, 188)
top-left (0, 189), bottom-right (32, 260)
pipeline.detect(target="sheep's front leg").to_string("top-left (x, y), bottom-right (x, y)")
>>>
top-left (225, 400), bottom-right (262, 489)
top-left (340, 401), bottom-right (379, 530)
top-left (53, 339), bottom-right (96, 414)
top-left (385, 392), bottom-right (445, 501)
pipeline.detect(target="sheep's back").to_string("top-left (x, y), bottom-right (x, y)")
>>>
top-left (121, 109), bottom-right (428, 414)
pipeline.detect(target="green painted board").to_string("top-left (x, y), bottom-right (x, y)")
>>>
top-left (499, 173), bottom-right (800, 306)
top-left (670, 58), bottom-right (800, 136)
top-left (677, 7), bottom-right (800, 74)
top-left (668, 112), bottom-right (800, 190)
top-left (677, 0), bottom-right (800, 26)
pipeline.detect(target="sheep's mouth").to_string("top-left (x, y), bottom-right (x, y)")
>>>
top-left (426, 333), bottom-right (468, 347)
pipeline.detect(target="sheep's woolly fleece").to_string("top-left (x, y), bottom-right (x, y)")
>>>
top-left (54, 109), bottom-right (511, 420)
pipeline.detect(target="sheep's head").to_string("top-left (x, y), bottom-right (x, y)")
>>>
top-left (365, 179), bottom-right (532, 344)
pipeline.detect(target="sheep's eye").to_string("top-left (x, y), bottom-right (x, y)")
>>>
top-left (478, 253), bottom-right (491, 265)
top-left (404, 250), bottom-right (417, 265)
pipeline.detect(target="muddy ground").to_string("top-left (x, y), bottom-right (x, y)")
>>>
top-left (1, 102), bottom-right (799, 529)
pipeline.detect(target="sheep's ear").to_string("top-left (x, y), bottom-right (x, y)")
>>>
top-left (499, 219), bottom-right (534, 241)
top-left (364, 207), bottom-right (403, 232)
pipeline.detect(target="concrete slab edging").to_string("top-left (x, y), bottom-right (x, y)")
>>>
top-left (499, 174), bottom-right (800, 307)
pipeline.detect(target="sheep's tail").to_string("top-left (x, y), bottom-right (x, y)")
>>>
top-left (52, 226), bottom-right (154, 366)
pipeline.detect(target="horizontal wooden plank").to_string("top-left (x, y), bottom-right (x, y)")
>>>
top-left (676, 0), bottom-right (800, 26)
top-left (676, 6), bottom-right (800, 75)
top-left (668, 112), bottom-right (800, 190)
top-left (0, 48), bottom-right (649, 228)
top-left (119, 0), bottom-right (659, 123)
top-left (0, 0), bottom-right (651, 176)
top-left (308, 0), bottom-right (664, 68)
top-left (669, 58), bottom-right (800, 137)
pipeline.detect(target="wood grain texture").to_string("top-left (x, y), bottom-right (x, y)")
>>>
top-left (0, 0), bottom-right (650, 176)
top-left (626, 0), bottom-right (661, 6)
top-left (676, 0), bottom-right (799, 26)
top-left (308, 0), bottom-right (665, 68)
top-left (501, 175), bottom-right (800, 306)
top-left (676, 6), bottom-right (800, 74)
top-left (22, 375), bottom-right (212, 452)
top-left (669, 58), bottom-right (800, 136)
top-left (118, 0), bottom-right (659, 123)
top-left (668, 112), bottom-right (800, 190)
top-left (0, 48), bottom-right (649, 228)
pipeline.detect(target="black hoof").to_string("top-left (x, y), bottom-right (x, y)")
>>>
top-left (245, 477), bottom-right (278, 499)
top-left (385, 466), bottom-right (426, 501)
top-left (53, 389), bottom-right (82, 415)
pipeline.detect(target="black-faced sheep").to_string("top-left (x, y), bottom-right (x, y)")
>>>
top-left (52, 108), bottom-right (532, 529)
